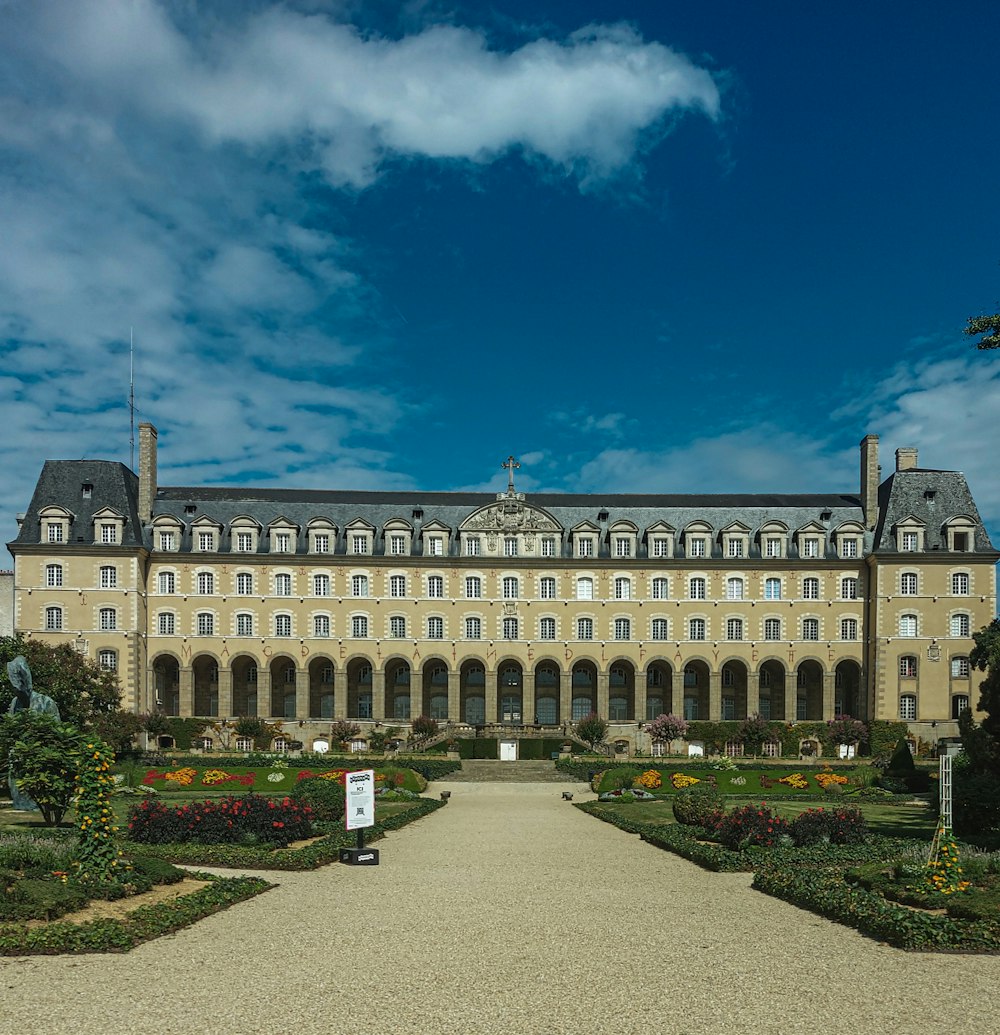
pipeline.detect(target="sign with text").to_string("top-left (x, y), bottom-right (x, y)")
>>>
top-left (345, 769), bottom-right (375, 831)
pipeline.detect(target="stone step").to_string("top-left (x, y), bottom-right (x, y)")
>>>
top-left (439, 759), bottom-right (582, 784)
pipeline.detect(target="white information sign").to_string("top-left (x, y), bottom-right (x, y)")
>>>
top-left (345, 769), bottom-right (376, 831)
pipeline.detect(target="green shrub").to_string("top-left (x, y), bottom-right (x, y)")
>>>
top-left (290, 777), bottom-right (346, 823)
top-left (885, 738), bottom-right (917, 774)
top-left (850, 764), bottom-right (879, 789)
top-left (789, 807), bottom-right (868, 846)
top-left (672, 784), bottom-right (724, 827)
top-left (714, 804), bottom-right (789, 850)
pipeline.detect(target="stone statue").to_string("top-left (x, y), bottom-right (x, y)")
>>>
top-left (6, 656), bottom-right (61, 811)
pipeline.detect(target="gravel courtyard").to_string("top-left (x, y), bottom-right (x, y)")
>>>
top-left (3, 781), bottom-right (1000, 1035)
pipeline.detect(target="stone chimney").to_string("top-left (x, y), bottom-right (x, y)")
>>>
top-left (860, 434), bottom-right (880, 531)
top-left (138, 422), bottom-right (158, 525)
top-left (895, 447), bottom-right (918, 472)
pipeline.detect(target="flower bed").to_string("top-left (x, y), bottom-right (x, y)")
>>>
top-left (137, 764), bottom-right (424, 794)
top-left (592, 767), bottom-right (868, 797)
top-left (127, 794), bottom-right (313, 847)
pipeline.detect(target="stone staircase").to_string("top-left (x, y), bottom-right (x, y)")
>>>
top-left (437, 759), bottom-right (585, 784)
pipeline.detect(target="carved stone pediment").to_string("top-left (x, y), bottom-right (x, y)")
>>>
top-left (461, 496), bottom-right (562, 534)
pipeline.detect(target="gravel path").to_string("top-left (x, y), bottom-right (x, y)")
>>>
top-left (3, 782), bottom-right (1000, 1035)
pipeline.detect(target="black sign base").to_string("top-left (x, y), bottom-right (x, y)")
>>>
top-left (340, 847), bottom-right (380, 865)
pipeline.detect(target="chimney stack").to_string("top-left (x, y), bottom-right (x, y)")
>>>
top-left (138, 422), bottom-right (158, 525)
top-left (860, 434), bottom-right (880, 531)
top-left (895, 447), bottom-right (918, 472)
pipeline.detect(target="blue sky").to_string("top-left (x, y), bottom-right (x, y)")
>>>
top-left (2, 0), bottom-right (1000, 553)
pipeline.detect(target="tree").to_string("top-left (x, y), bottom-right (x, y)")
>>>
top-left (827, 715), bottom-right (868, 747)
top-left (0, 712), bottom-right (90, 826)
top-left (966, 313), bottom-right (1000, 350)
top-left (575, 712), bottom-right (608, 751)
top-left (411, 715), bottom-right (438, 739)
top-left (645, 713), bottom-right (688, 744)
top-left (330, 719), bottom-right (361, 748)
top-left (0, 636), bottom-right (121, 728)
top-left (737, 714), bottom-right (778, 756)
top-left (969, 618), bottom-right (1000, 773)
top-left (89, 709), bottom-right (144, 760)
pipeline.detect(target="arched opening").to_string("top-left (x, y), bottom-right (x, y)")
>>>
top-left (534, 662), bottom-right (560, 725)
top-left (498, 661), bottom-right (523, 724)
top-left (608, 661), bottom-right (635, 721)
top-left (421, 660), bottom-right (449, 720)
top-left (347, 657), bottom-right (373, 719)
top-left (152, 655), bottom-right (180, 716)
top-left (192, 654), bottom-right (219, 717)
top-left (571, 660), bottom-right (598, 721)
top-left (460, 660), bottom-right (486, 725)
top-left (758, 659), bottom-right (786, 721)
top-left (721, 659), bottom-right (748, 721)
top-left (270, 658), bottom-right (297, 718)
top-left (385, 659), bottom-right (411, 720)
top-left (835, 659), bottom-right (863, 719)
top-left (231, 654), bottom-right (258, 716)
top-left (683, 660), bottom-right (710, 721)
top-left (308, 657), bottom-right (335, 718)
top-left (644, 661), bottom-right (672, 719)
top-left (796, 660), bottom-right (824, 721)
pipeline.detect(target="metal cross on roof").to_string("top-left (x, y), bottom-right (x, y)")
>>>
top-left (501, 455), bottom-right (520, 494)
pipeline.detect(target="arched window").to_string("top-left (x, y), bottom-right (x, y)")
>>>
top-left (952, 573), bottom-right (970, 595)
top-left (236, 612), bottom-right (254, 636)
top-left (502, 576), bottom-right (519, 599)
top-left (899, 656), bottom-right (917, 678)
top-left (390, 615), bottom-right (407, 638)
top-left (158, 612), bottom-right (175, 635)
top-left (950, 614), bottom-right (970, 637)
top-left (45, 564), bottom-right (63, 588)
top-left (275, 614), bottom-right (292, 637)
top-left (235, 572), bottom-right (252, 594)
top-left (651, 577), bottom-right (669, 599)
top-left (726, 577), bottom-right (744, 600)
top-left (689, 617), bottom-right (706, 641)
top-left (428, 575), bottom-right (444, 598)
top-left (951, 695), bottom-right (970, 719)
top-left (314, 615), bottom-right (330, 638)
top-left (502, 617), bottom-right (518, 639)
top-left (764, 617), bottom-right (781, 640)
top-left (427, 617), bottom-right (444, 639)
top-left (275, 573), bottom-right (292, 596)
top-left (577, 617), bottom-right (594, 640)
top-left (313, 573), bottom-right (331, 596)
top-left (900, 572), bottom-right (918, 595)
top-left (802, 618), bottom-right (819, 641)
top-left (540, 576), bottom-right (557, 599)
top-left (196, 612), bottom-right (214, 636)
top-left (614, 617), bottom-right (631, 640)
top-left (576, 577), bottom-right (593, 600)
top-left (389, 574), bottom-right (406, 597)
top-left (99, 607), bottom-right (116, 631)
top-left (539, 617), bottom-right (556, 640)
top-left (802, 577), bottom-right (820, 600)
top-left (764, 578), bottom-right (781, 600)
top-left (651, 618), bottom-right (668, 640)
top-left (465, 617), bottom-right (481, 639)
top-left (726, 618), bottom-right (743, 641)
top-left (841, 577), bottom-right (858, 600)
top-left (98, 649), bottom-right (117, 671)
top-left (899, 694), bottom-right (917, 720)
top-left (614, 577), bottom-right (631, 600)
top-left (197, 571), bottom-right (214, 594)
top-left (689, 577), bottom-right (706, 600)
top-left (351, 574), bottom-right (369, 598)
top-left (158, 571), bottom-right (175, 594)
top-left (352, 615), bottom-right (369, 637)
top-left (100, 565), bottom-right (117, 589)
top-left (899, 614), bottom-right (918, 637)
top-left (465, 576), bottom-right (481, 598)
top-left (951, 656), bottom-right (970, 678)
top-left (840, 618), bottom-right (858, 640)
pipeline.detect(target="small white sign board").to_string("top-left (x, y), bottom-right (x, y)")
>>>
top-left (345, 769), bottom-right (376, 830)
top-left (687, 741), bottom-right (705, 758)
top-left (838, 744), bottom-right (856, 760)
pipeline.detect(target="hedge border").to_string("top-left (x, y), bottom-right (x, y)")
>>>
top-left (0, 873), bottom-right (274, 956)
top-left (124, 797), bottom-right (446, 869)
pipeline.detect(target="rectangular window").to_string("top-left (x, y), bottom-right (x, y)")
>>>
top-left (578, 537), bottom-right (594, 557)
top-left (99, 608), bottom-right (116, 631)
top-left (101, 524), bottom-right (118, 544)
top-left (577, 617), bottom-right (593, 640)
top-left (465, 617), bottom-right (481, 639)
top-left (275, 614), bottom-right (292, 637)
top-left (539, 617), bottom-right (556, 640)
top-left (504, 536), bottom-right (518, 557)
top-left (502, 577), bottom-right (519, 599)
top-left (651, 618), bottom-right (668, 640)
top-left (198, 531), bottom-right (214, 551)
top-left (313, 574), bottom-right (331, 596)
top-left (159, 531), bottom-right (175, 551)
top-left (428, 536), bottom-right (443, 556)
top-left (615, 617), bottom-right (631, 640)
top-left (197, 613), bottom-right (214, 636)
top-left (313, 534), bottom-right (330, 554)
top-left (726, 618), bottom-right (743, 641)
top-left (841, 618), bottom-right (858, 640)
top-left (48, 523), bottom-right (64, 543)
top-left (765, 538), bottom-right (782, 558)
top-left (390, 615), bottom-right (407, 638)
top-left (690, 577), bottom-right (706, 600)
top-left (352, 615), bottom-right (369, 638)
top-left (428, 576), bottom-right (444, 598)
top-left (764, 618), bottom-right (781, 640)
top-left (615, 537), bottom-right (631, 557)
top-left (953, 532), bottom-right (969, 552)
top-left (951, 657), bottom-right (970, 678)
top-left (541, 537), bottom-right (556, 557)
top-left (313, 615), bottom-right (330, 638)
top-left (274, 533), bottom-right (291, 552)
top-left (236, 572), bottom-right (253, 595)
top-left (652, 538), bottom-right (670, 557)
top-left (502, 617), bottom-right (518, 640)
top-left (841, 538), bottom-right (858, 558)
top-left (902, 532), bottom-right (919, 552)
top-left (465, 536), bottom-right (481, 556)
top-left (727, 538), bottom-right (744, 558)
top-left (540, 577), bottom-right (556, 599)
top-left (465, 576), bottom-right (481, 599)
top-left (428, 617), bottom-right (444, 639)
top-left (237, 532), bottom-right (254, 552)
top-left (801, 538), bottom-right (819, 558)
top-left (689, 617), bottom-right (706, 641)
top-left (389, 574), bottom-right (406, 598)
top-left (352, 535), bottom-right (369, 554)
top-left (158, 612), bottom-right (175, 635)
top-left (688, 537), bottom-right (705, 557)
top-left (390, 535), bottom-right (407, 555)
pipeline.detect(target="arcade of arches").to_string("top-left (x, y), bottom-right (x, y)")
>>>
top-left (151, 652), bottom-right (865, 726)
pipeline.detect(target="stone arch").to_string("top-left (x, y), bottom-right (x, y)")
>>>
top-left (497, 659), bottom-right (523, 723)
top-left (384, 657), bottom-right (412, 721)
top-left (720, 657), bottom-right (748, 722)
top-left (420, 657), bottom-right (449, 720)
top-left (308, 656), bottom-right (335, 719)
top-left (607, 658), bottom-right (635, 722)
top-left (151, 652), bottom-right (181, 716)
top-left (757, 658), bottom-right (787, 722)
top-left (644, 659), bottom-right (673, 720)
top-left (269, 655), bottom-right (298, 719)
top-left (571, 659), bottom-right (598, 721)
top-left (192, 653), bottom-right (220, 717)
top-left (835, 659), bottom-right (864, 719)
top-left (534, 660), bottom-right (561, 725)
top-left (460, 658), bottom-right (486, 725)
top-left (682, 658), bottom-right (710, 721)
top-left (230, 653), bottom-right (259, 717)
top-left (346, 655), bottom-right (374, 720)
top-left (796, 658), bottom-right (825, 721)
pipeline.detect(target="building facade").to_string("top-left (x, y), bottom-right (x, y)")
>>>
top-left (6, 426), bottom-right (997, 751)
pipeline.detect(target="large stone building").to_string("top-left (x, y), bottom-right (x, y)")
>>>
top-left (5, 425), bottom-right (997, 752)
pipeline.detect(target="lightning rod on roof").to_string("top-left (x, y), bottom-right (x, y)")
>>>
top-left (129, 328), bottom-right (135, 471)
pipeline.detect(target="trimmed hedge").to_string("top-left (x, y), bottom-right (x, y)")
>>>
top-left (0, 874), bottom-right (273, 956)
top-left (123, 798), bottom-right (446, 870)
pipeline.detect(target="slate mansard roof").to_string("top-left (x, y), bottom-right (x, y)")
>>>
top-left (10, 457), bottom-right (994, 559)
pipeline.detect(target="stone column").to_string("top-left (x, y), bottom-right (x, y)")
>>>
top-left (523, 670), bottom-right (536, 726)
top-left (334, 668), bottom-right (349, 720)
top-left (447, 670), bottom-right (460, 724)
top-left (709, 672), bottom-right (722, 723)
top-left (257, 667), bottom-right (272, 718)
top-left (560, 670), bottom-right (573, 727)
top-left (372, 669), bottom-right (386, 722)
top-left (597, 670), bottom-right (610, 719)
top-left (179, 666), bottom-right (193, 717)
top-left (671, 669), bottom-right (685, 718)
top-left (634, 672), bottom-right (647, 724)
top-left (485, 668), bottom-right (498, 724)
top-left (785, 678), bottom-right (798, 723)
top-left (409, 672), bottom-right (422, 723)
top-left (745, 671), bottom-right (760, 720)
top-left (822, 671), bottom-right (836, 720)
top-left (217, 668), bottom-right (233, 719)
top-left (295, 668), bottom-right (310, 720)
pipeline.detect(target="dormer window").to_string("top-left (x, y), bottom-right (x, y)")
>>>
top-left (307, 519), bottom-right (337, 555)
top-left (609, 521), bottom-right (638, 559)
top-left (721, 524), bottom-right (750, 559)
top-left (82, 483), bottom-right (93, 500)
top-left (943, 516), bottom-right (976, 553)
top-left (198, 531), bottom-right (216, 551)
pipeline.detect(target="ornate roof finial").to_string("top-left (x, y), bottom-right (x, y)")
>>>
top-left (501, 455), bottom-right (520, 495)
